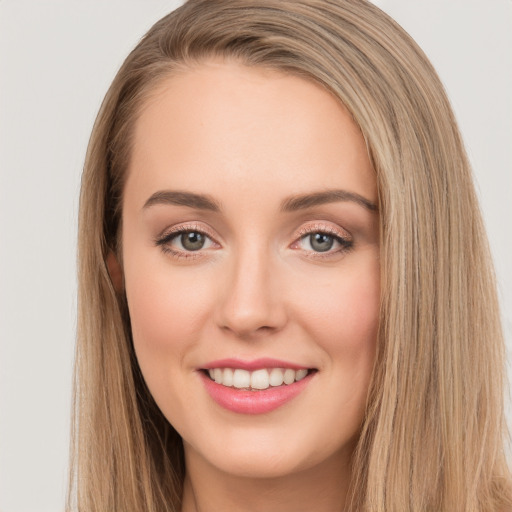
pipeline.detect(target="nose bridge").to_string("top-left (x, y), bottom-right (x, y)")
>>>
top-left (216, 237), bottom-right (285, 337)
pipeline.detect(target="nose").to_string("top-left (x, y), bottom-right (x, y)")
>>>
top-left (215, 244), bottom-right (287, 339)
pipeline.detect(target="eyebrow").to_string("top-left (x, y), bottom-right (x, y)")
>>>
top-left (280, 190), bottom-right (378, 213)
top-left (143, 190), bottom-right (221, 212)
top-left (143, 188), bottom-right (378, 213)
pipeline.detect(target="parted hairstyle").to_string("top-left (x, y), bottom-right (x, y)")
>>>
top-left (68, 0), bottom-right (512, 510)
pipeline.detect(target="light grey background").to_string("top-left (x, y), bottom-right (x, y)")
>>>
top-left (0, 1), bottom-right (510, 511)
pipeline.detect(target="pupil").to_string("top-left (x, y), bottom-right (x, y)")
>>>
top-left (310, 233), bottom-right (334, 252)
top-left (181, 232), bottom-right (205, 251)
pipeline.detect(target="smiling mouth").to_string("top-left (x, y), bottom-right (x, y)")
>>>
top-left (202, 367), bottom-right (317, 391)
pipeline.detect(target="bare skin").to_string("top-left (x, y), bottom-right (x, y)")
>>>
top-left (114, 60), bottom-right (380, 511)
top-left (182, 443), bottom-right (354, 512)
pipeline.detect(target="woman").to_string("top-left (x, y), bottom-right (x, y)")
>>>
top-left (69, 0), bottom-right (512, 510)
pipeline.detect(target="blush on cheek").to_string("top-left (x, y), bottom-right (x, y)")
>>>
top-left (307, 279), bottom-right (378, 342)
top-left (126, 268), bottom-right (215, 356)
top-left (129, 292), bottom-right (188, 355)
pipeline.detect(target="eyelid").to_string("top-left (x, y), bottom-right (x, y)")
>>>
top-left (154, 220), bottom-right (353, 260)
top-left (154, 223), bottom-right (222, 263)
top-left (293, 221), bottom-right (352, 242)
top-left (155, 222), bottom-right (220, 245)
top-left (289, 221), bottom-right (354, 259)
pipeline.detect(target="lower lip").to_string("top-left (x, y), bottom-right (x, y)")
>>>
top-left (199, 371), bottom-right (315, 414)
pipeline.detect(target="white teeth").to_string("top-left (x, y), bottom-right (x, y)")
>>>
top-left (283, 368), bottom-right (295, 385)
top-left (251, 369), bottom-right (270, 390)
top-left (223, 367), bottom-right (234, 387)
top-left (233, 369), bottom-right (251, 389)
top-left (295, 369), bottom-right (308, 381)
top-left (269, 368), bottom-right (284, 387)
top-left (207, 367), bottom-right (311, 390)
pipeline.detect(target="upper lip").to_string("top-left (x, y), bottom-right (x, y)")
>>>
top-left (201, 358), bottom-right (313, 371)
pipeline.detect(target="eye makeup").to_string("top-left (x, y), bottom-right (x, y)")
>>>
top-left (291, 222), bottom-right (353, 260)
top-left (154, 222), bottom-right (220, 260)
top-left (153, 219), bottom-right (354, 262)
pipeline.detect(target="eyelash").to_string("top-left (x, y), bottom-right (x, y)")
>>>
top-left (293, 224), bottom-right (353, 259)
top-left (155, 223), bottom-right (218, 260)
top-left (154, 223), bottom-right (353, 261)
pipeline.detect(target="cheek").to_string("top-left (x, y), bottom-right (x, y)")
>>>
top-left (314, 269), bottom-right (379, 436)
top-left (123, 261), bottom-right (220, 427)
top-left (124, 259), bottom-right (215, 373)
top-left (300, 261), bottom-right (379, 346)
top-left (293, 257), bottom-right (380, 392)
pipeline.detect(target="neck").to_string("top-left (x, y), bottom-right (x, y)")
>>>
top-left (181, 446), bottom-right (352, 512)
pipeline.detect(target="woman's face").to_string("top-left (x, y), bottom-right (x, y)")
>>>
top-left (119, 61), bottom-right (380, 479)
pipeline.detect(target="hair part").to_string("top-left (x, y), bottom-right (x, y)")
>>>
top-left (69, 1), bottom-right (512, 510)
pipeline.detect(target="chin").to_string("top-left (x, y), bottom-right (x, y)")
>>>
top-left (185, 425), bottom-right (351, 481)
top-left (206, 448), bottom-right (311, 479)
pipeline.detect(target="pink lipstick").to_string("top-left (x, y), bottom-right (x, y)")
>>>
top-left (199, 358), bottom-right (316, 414)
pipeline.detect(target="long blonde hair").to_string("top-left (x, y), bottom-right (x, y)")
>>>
top-left (69, 0), bottom-right (512, 510)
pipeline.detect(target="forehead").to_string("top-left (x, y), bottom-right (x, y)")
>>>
top-left (125, 60), bottom-right (376, 211)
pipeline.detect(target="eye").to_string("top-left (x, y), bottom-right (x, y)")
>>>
top-left (155, 226), bottom-right (218, 259)
top-left (292, 224), bottom-right (353, 257)
top-left (175, 231), bottom-right (210, 251)
top-left (303, 232), bottom-right (337, 252)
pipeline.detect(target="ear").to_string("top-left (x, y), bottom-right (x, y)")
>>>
top-left (106, 251), bottom-right (124, 293)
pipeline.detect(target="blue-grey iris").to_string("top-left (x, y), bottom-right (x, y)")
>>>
top-left (181, 232), bottom-right (205, 251)
top-left (310, 233), bottom-right (334, 252)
